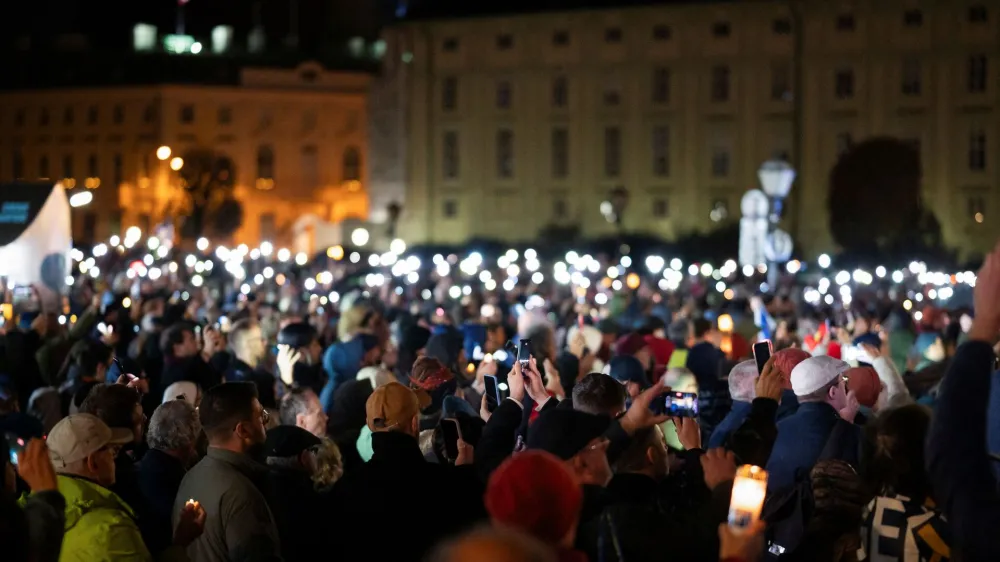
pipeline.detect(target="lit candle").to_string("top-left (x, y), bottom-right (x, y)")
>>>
top-left (728, 465), bottom-right (767, 532)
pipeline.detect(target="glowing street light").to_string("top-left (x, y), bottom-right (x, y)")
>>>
top-left (156, 146), bottom-right (172, 161)
top-left (351, 228), bottom-right (370, 246)
top-left (169, 157), bottom-right (184, 171)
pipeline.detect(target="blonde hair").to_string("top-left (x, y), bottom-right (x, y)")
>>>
top-left (338, 303), bottom-right (373, 341)
top-left (311, 437), bottom-right (345, 491)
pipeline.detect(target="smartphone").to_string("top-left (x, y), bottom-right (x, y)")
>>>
top-left (484, 374), bottom-right (500, 412)
top-left (665, 391), bottom-right (699, 417)
top-left (753, 340), bottom-right (773, 374)
top-left (517, 339), bottom-right (531, 373)
top-left (5, 432), bottom-right (25, 466)
top-left (441, 418), bottom-right (462, 461)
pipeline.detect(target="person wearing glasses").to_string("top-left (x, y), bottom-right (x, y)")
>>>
top-left (764, 355), bottom-right (861, 492)
top-left (174, 382), bottom-right (281, 562)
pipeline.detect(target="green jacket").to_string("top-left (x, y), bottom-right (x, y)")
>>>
top-left (52, 474), bottom-right (152, 562)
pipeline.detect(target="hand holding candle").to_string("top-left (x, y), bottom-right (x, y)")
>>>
top-left (728, 465), bottom-right (768, 532)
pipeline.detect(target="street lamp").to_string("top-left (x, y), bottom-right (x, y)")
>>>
top-left (757, 159), bottom-right (796, 288)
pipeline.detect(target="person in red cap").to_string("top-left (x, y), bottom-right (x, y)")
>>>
top-left (485, 451), bottom-right (587, 562)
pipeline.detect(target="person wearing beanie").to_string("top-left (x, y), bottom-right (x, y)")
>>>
top-left (485, 451), bottom-right (587, 562)
top-left (608, 355), bottom-right (649, 404)
top-left (331, 382), bottom-right (485, 562)
top-left (396, 323), bottom-right (432, 382)
top-left (707, 360), bottom-right (757, 449)
top-left (771, 347), bottom-right (809, 419)
top-left (765, 356), bottom-right (862, 491)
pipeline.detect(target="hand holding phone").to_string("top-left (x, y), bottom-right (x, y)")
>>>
top-left (517, 339), bottom-right (532, 375)
top-left (440, 418), bottom-right (463, 461)
top-left (5, 431), bottom-right (25, 466)
top-left (484, 375), bottom-right (501, 413)
top-left (752, 340), bottom-right (773, 375)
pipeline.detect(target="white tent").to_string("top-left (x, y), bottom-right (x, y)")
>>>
top-left (0, 182), bottom-right (72, 309)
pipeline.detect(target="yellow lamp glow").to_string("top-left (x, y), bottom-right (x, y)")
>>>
top-left (728, 465), bottom-right (768, 532)
top-left (156, 146), bottom-right (172, 161)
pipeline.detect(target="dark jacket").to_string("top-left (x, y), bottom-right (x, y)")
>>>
top-left (726, 397), bottom-right (780, 467)
top-left (332, 431), bottom-right (485, 562)
top-left (708, 400), bottom-right (753, 449)
top-left (174, 447), bottom-right (282, 562)
top-left (265, 467), bottom-right (330, 562)
top-left (23, 490), bottom-right (66, 562)
top-left (137, 448), bottom-right (188, 555)
top-left (927, 340), bottom-right (1000, 561)
top-left (160, 354), bottom-right (223, 398)
top-left (765, 401), bottom-right (861, 492)
top-left (225, 359), bottom-right (278, 410)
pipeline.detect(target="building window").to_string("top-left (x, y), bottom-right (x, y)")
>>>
top-left (653, 198), bottom-right (669, 218)
top-left (652, 126), bottom-right (670, 177)
top-left (218, 106), bottom-right (232, 124)
top-left (63, 107), bottom-right (74, 126)
top-left (901, 58), bottom-right (921, 96)
top-left (180, 104), bottom-right (195, 124)
top-left (836, 133), bottom-right (853, 156)
top-left (113, 153), bottom-right (123, 186)
top-left (969, 197), bottom-right (986, 223)
top-left (551, 127), bottom-right (569, 179)
top-left (496, 34), bottom-right (513, 50)
top-left (552, 76), bottom-right (568, 108)
top-left (604, 126), bottom-right (621, 178)
top-left (772, 18), bottom-right (792, 35)
top-left (39, 108), bottom-right (49, 126)
top-left (836, 14), bottom-right (856, 31)
top-left (302, 145), bottom-right (319, 189)
top-left (603, 83), bottom-right (622, 107)
top-left (257, 145), bottom-right (275, 179)
top-left (712, 22), bottom-right (731, 38)
top-left (710, 199), bottom-right (729, 222)
top-left (553, 30), bottom-right (570, 46)
top-left (443, 200), bottom-right (458, 218)
top-left (604, 27), bottom-right (623, 43)
top-left (711, 65), bottom-right (730, 102)
top-left (38, 155), bottom-right (49, 179)
top-left (87, 106), bottom-right (98, 125)
top-left (496, 129), bottom-right (514, 179)
top-left (113, 104), bottom-right (124, 125)
top-left (87, 154), bottom-right (98, 178)
top-left (969, 129), bottom-right (987, 171)
top-left (553, 198), bottom-right (568, 217)
top-left (62, 155), bottom-right (73, 179)
top-left (652, 67), bottom-right (671, 104)
top-left (496, 80), bottom-right (512, 110)
top-left (711, 147), bottom-right (730, 177)
top-left (835, 69), bottom-right (854, 99)
top-left (442, 37), bottom-right (459, 52)
top-left (969, 5), bottom-right (988, 23)
top-left (442, 76), bottom-right (458, 111)
top-left (342, 146), bottom-right (361, 181)
top-left (14, 109), bottom-right (24, 127)
top-left (903, 9), bottom-right (923, 27)
top-left (653, 24), bottom-right (672, 41)
top-left (143, 104), bottom-right (156, 124)
top-left (443, 131), bottom-right (459, 180)
top-left (968, 55), bottom-right (988, 93)
top-left (771, 62), bottom-right (791, 101)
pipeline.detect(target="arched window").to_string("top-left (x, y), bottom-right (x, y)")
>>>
top-left (342, 146), bottom-right (361, 181)
top-left (257, 145), bottom-right (274, 179)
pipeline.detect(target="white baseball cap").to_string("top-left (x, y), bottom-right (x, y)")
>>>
top-left (47, 413), bottom-right (133, 469)
top-left (790, 356), bottom-right (850, 397)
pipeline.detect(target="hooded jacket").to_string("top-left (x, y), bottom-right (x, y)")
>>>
top-left (50, 474), bottom-right (151, 562)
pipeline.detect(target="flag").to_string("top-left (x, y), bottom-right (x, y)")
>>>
top-left (0, 182), bottom-right (71, 309)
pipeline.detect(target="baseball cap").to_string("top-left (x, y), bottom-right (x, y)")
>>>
top-left (844, 366), bottom-right (881, 408)
top-left (366, 381), bottom-right (420, 432)
top-left (790, 356), bottom-right (850, 397)
top-left (526, 409), bottom-right (610, 460)
top-left (47, 414), bottom-right (133, 469)
top-left (264, 425), bottom-right (322, 458)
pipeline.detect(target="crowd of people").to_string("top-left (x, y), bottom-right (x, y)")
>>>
top-left (1, 236), bottom-right (999, 562)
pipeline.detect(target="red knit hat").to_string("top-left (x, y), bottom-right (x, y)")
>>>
top-left (773, 348), bottom-right (811, 390)
top-left (485, 451), bottom-right (583, 544)
top-left (844, 366), bottom-right (881, 408)
top-left (643, 335), bottom-right (675, 366)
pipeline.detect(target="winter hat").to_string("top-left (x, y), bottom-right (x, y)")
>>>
top-left (728, 360), bottom-right (758, 402)
top-left (614, 333), bottom-right (649, 357)
top-left (644, 336), bottom-right (675, 366)
top-left (485, 450), bottom-right (583, 544)
top-left (608, 355), bottom-right (648, 387)
top-left (790, 356), bottom-right (850, 397)
top-left (844, 366), bottom-right (881, 408)
top-left (774, 348), bottom-right (811, 389)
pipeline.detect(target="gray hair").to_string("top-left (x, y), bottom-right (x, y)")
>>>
top-left (147, 400), bottom-right (201, 452)
top-left (728, 360), bottom-right (759, 402)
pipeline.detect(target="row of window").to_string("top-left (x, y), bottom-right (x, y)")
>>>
top-left (7, 105), bottom-right (324, 131)
top-left (4, 145), bottom-right (363, 184)
top-left (442, 5), bottom-right (991, 52)
top-left (440, 127), bottom-right (990, 182)
top-left (440, 55), bottom-right (990, 112)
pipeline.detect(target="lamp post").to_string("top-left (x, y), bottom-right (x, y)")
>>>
top-left (757, 160), bottom-right (796, 288)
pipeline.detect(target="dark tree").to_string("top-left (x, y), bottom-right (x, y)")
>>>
top-left (177, 149), bottom-right (243, 241)
top-left (828, 137), bottom-right (946, 262)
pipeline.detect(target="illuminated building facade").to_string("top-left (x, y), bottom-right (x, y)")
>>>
top-left (371, 0), bottom-right (1000, 256)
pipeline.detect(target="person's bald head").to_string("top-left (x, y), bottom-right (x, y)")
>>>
top-left (430, 527), bottom-right (556, 562)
